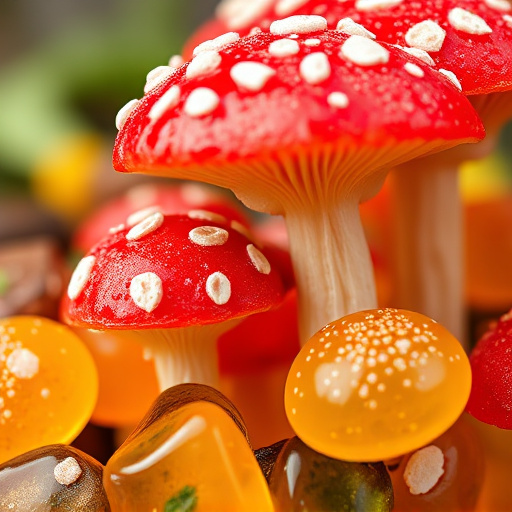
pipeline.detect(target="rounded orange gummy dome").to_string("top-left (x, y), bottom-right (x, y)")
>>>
top-left (285, 308), bottom-right (471, 462)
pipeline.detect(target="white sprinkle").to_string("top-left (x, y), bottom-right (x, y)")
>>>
top-left (504, 14), bottom-right (512, 27)
top-left (359, 383), bottom-right (369, 398)
top-left (405, 21), bottom-right (446, 52)
top-left (168, 55), bottom-right (185, 68)
top-left (485, 0), bottom-right (511, 11)
top-left (115, 99), bottom-right (138, 131)
top-left (188, 210), bottom-right (227, 224)
top-left (396, 339), bottom-right (411, 353)
top-left (448, 8), bottom-right (492, 35)
top-left (300, 52), bottom-right (331, 84)
top-left (336, 18), bottom-right (376, 39)
top-left (403, 378), bottom-right (412, 388)
top-left (399, 46), bottom-right (436, 66)
top-left (340, 35), bottom-right (389, 66)
top-left (367, 373), bottom-right (378, 384)
top-left (404, 62), bottom-right (425, 78)
top-left (126, 212), bottom-right (164, 241)
top-left (393, 358), bottom-right (407, 371)
top-left (368, 399), bottom-right (377, 410)
top-left (68, 256), bottom-right (96, 300)
top-left (276, 0), bottom-right (309, 16)
top-left (355, 0), bottom-right (403, 10)
top-left (189, 226), bottom-right (229, 246)
top-left (41, 388), bottom-right (50, 399)
top-left (127, 206), bottom-right (161, 227)
top-left (247, 244), bottom-right (271, 274)
top-left (206, 272), bottom-right (231, 305)
top-left (186, 51), bottom-right (222, 80)
top-left (184, 88), bottom-right (220, 117)
top-left (193, 32), bottom-right (240, 56)
top-left (3, 410), bottom-right (12, 419)
top-left (54, 458), bottom-right (83, 486)
top-left (130, 272), bottom-right (163, 313)
top-left (304, 38), bottom-right (321, 46)
top-left (216, 0), bottom-right (274, 30)
top-left (328, 92), bottom-right (349, 109)
top-left (148, 86), bottom-right (181, 122)
top-left (404, 446), bottom-right (445, 495)
top-left (6, 349), bottom-right (39, 379)
top-left (269, 38), bottom-right (300, 57)
top-left (144, 66), bottom-right (175, 94)
top-left (270, 15), bottom-right (327, 35)
top-left (439, 69), bottom-right (462, 90)
top-left (231, 62), bottom-right (276, 92)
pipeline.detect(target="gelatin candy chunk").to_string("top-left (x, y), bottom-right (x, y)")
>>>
top-left (268, 436), bottom-right (393, 511)
top-left (104, 384), bottom-right (273, 512)
top-left (0, 444), bottom-right (110, 511)
top-left (285, 309), bottom-right (471, 461)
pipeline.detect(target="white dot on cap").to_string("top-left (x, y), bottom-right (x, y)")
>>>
top-left (505, 14), bottom-right (512, 27)
top-left (126, 211), bottom-right (164, 241)
top-left (439, 69), bottom-right (462, 90)
top-left (405, 21), bottom-right (446, 52)
top-left (54, 457), bottom-right (83, 486)
top-left (340, 35), bottom-right (389, 66)
top-left (404, 62), bottom-right (425, 78)
top-left (404, 445), bottom-right (445, 495)
top-left (206, 272), bottom-right (231, 305)
top-left (130, 272), bottom-right (163, 313)
top-left (115, 99), bottom-right (138, 131)
top-left (149, 86), bottom-right (181, 122)
top-left (231, 62), bottom-right (276, 92)
top-left (216, 0), bottom-right (274, 30)
top-left (247, 244), bottom-right (271, 274)
top-left (184, 88), bottom-right (220, 117)
top-left (127, 206), bottom-right (161, 227)
top-left (399, 46), bottom-right (435, 66)
top-left (189, 226), bottom-right (229, 246)
top-left (485, 0), bottom-right (511, 11)
top-left (276, 0), bottom-right (309, 16)
top-left (270, 15), bottom-right (327, 35)
top-left (144, 66), bottom-right (175, 94)
top-left (355, 0), bottom-right (403, 11)
top-left (188, 210), bottom-right (227, 224)
top-left (6, 348), bottom-right (39, 379)
top-left (300, 52), bottom-right (331, 85)
top-left (193, 32), bottom-right (240, 56)
top-left (68, 255), bottom-right (96, 300)
top-left (336, 18), bottom-right (376, 39)
top-left (448, 7), bottom-right (492, 35)
top-left (169, 55), bottom-right (185, 68)
top-left (186, 51), bottom-right (222, 80)
top-left (269, 38), bottom-right (300, 57)
top-left (328, 92), bottom-right (349, 109)
top-left (304, 38), bottom-right (321, 46)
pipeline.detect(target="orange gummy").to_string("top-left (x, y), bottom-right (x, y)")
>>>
top-left (0, 316), bottom-right (98, 462)
top-left (285, 308), bottom-right (471, 462)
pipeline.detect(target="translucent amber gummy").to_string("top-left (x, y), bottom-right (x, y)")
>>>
top-left (0, 316), bottom-right (98, 462)
top-left (285, 309), bottom-right (471, 461)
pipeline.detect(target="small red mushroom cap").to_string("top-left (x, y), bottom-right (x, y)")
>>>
top-left (64, 212), bottom-right (284, 330)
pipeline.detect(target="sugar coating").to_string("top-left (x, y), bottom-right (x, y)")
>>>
top-left (328, 92), bottom-right (349, 109)
top-left (300, 52), bottom-right (331, 84)
top-left (247, 244), bottom-right (271, 274)
top-left (193, 32), bottom-right (240, 56)
top-left (399, 46), bottom-right (435, 66)
top-left (115, 99), bottom-right (138, 131)
top-left (184, 88), bottom-right (220, 117)
top-left (485, 0), bottom-right (511, 11)
top-left (269, 38), bottom-right (300, 57)
top-left (270, 15), bottom-right (328, 35)
top-left (189, 226), bottom-right (229, 246)
top-left (448, 7), bottom-right (492, 35)
top-left (231, 62), bottom-right (276, 91)
top-left (340, 35), bottom-right (389, 66)
top-left (188, 209), bottom-right (227, 224)
top-left (186, 51), bottom-right (222, 80)
top-left (54, 457), bottom-right (83, 486)
top-left (127, 206), bottom-right (161, 227)
top-left (68, 256), bottom-right (96, 300)
top-left (144, 66), bottom-right (175, 94)
top-left (439, 69), bottom-right (462, 91)
top-left (404, 445), bottom-right (445, 495)
top-left (206, 272), bottom-right (231, 305)
top-left (6, 348), bottom-right (39, 379)
top-left (130, 272), bottom-right (163, 313)
top-left (276, 0), bottom-right (309, 16)
top-left (216, 0), bottom-right (274, 30)
top-left (405, 21), bottom-right (446, 52)
top-left (355, 0), bottom-right (403, 11)
top-left (149, 86), bottom-right (181, 122)
top-left (126, 211), bottom-right (164, 241)
top-left (404, 62), bottom-right (425, 78)
top-left (336, 18), bottom-right (376, 39)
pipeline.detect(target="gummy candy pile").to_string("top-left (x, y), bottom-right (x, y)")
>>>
top-left (1, 0), bottom-right (512, 511)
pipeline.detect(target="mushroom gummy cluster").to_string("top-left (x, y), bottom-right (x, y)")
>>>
top-left (3, 1), bottom-right (512, 511)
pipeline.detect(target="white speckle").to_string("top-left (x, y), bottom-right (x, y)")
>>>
top-left (115, 99), bottom-right (138, 131)
top-left (393, 358), bottom-right (407, 371)
top-left (231, 62), bottom-right (276, 91)
top-left (144, 66), bottom-right (175, 94)
top-left (41, 388), bottom-right (50, 399)
top-left (355, 0), bottom-right (403, 10)
top-left (247, 244), bottom-right (271, 274)
top-left (188, 210), bottom-right (227, 224)
top-left (300, 52), bottom-right (331, 84)
top-left (127, 206), bottom-right (161, 227)
top-left (399, 46), bottom-right (436, 66)
top-left (184, 88), bottom-right (220, 117)
top-left (336, 18), bottom-right (376, 39)
top-left (404, 62), bottom-right (425, 78)
top-left (367, 372), bottom-right (378, 384)
top-left (396, 339), bottom-right (411, 353)
top-left (439, 69), bottom-right (462, 90)
top-left (368, 399), bottom-right (377, 410)
top-left (269, 38), bottom-right (300, 57)
top-left (68, 256), bottom-right (96, 300)
top-left (206, 272), bottom-right (231, 305)
top-left (328, 92), bottom-right (349, 109)
top-left (193, 32), bottom-right (240, 56)
top-left (275, 0), bottom-right (309, 16)
top-left (377, 383), bottom-right (386, 392)
top-left (404, 446), bottom-right (445, 495)
top-left (54, 458), bottom-right (83, 486)
top-left (6, 348), bottom-right (39, 379)
top-left (405, 21), bottom-right (446, 52)
top-left (340, 35), bottom-right (389, 66)
top-left (448, 7), bottom-right (492, 35)
top-left (186, 51), bottom-right (222, 80)
top-left (130, 272), bottom-right (163, 313)
top-left (316, 361), bottom-right (360, 405)
top-left (189, 226), bottom-right (229, 246)
top-left (126, 212), bottom-right (164, 241)
top-left (148, 86), bottom-right (181, 122)
top-left (168, 55), bottom-right (185, 68)
top-left (403, 378), bottom-right (412, 388)
top-left (485, 0), bottom-right (511, 11)
top-left (270, 15), bottom-right (327, 35)
top-left (216, 0), bottom-right (274, 30)
top-left (359, 383), bottom-right (369, 398)
top-left (3, 410), bottom-right (12, 419)
top-left (304, 38), bottom-right (321, 46)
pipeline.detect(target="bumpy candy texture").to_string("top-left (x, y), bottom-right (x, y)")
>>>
top-left (285, 308), bottom-right (472, 461)
top-left (268, 436), bottom-right (393, 511)
top-left (0, 317), bottom-right (98, 462)
top-left (388, 414), bottom-right (484, 511)
top-left (466, 310), bottom-right (512, 429)
top-left (104, 384), bottom-right (273, 512)
top-left (0, 444), bottom-right (110, 511)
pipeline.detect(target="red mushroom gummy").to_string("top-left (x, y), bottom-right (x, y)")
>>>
top-left (114, 18), bottom-right (483, 342)
top-left (63, 212), bottom-right (284, 391)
